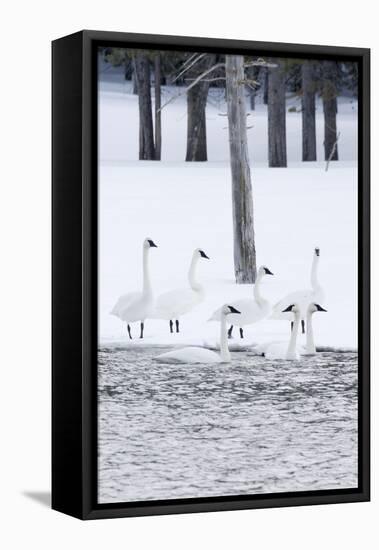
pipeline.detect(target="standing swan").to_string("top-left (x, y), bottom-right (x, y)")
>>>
top-left (155, 305), bottom-right (241, 364)
top-left (271, 247), bottom-right (325, 334)
top-left (209, 265), bottom-right (274, 339)
top-left (261, 304), bottom-right (302, 360)
top-left (153, 248), bottom-right (209, 333)
top-left (111, 238), bottom-right (158, 339)
top-left (304, 302), bottom-right (327, 355)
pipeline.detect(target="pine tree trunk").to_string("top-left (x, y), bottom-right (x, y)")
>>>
top-left (322, 60), bottom-right (339, 162)
top-left (185, 54), bottom-right (216, 161)
top-left (134, 52), bottom-right (156, 160)
top-left (268, 59), bottom-right (287, 167)
top-left (154, 53), bottom-right (162, 160)
top-left (131, 69), bottom-right (138, 95)
top-left (225, 55), bottom-right (257, 284)
top-left (301, 61), bottom-right (317, 161)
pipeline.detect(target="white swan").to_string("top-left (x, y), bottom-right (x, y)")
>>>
top-left (271, 247), bottom-right (325, 334)
top-left (155, 305), bottom-right (241, 364)
top-left (152, 248), bottom-right (209, 333)
top-left (110, 238), bottom-right (158, 339)
top-left (209, 265), bottom-right (274, 339)
top-left (257, 302), bottom-right (327, 359)
top-left (303, 302), bottom-right (327, 355)
top-left (260, 303), bottom-right (302, 360)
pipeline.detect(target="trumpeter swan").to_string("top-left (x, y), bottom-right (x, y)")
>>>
top-left (257, 302), bottom-right (327, 359)
top-left (303, 302), bottom-right (327, 355)
top-left (152, 248), bottom-right (209, 333)
top-left (209, 265), bottom-right (274, 339)
top-left (111, 238), bottom-right (158, 339)
top-left (155, 305), bottom-right (241, 364)
top-left (271, 247), bottom-right (325, 334)
top-left (261, 303), bottom-right (302, 360)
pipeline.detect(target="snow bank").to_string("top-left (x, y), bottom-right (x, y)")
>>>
top-left (99, 161), bottom-right (358, 349)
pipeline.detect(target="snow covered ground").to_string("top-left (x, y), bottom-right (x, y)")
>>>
top-left (98, 80), bottom-right (358, 351)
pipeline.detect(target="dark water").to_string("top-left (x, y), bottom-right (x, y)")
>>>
top-left (98, 347), bottom-right (358, 503)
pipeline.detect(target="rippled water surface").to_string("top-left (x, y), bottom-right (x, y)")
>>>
top-left (98, 347), bottom-right (358, 503)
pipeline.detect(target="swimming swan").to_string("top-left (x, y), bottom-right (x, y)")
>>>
top-left (110, 238), bottom-right (158, 339)
top-left (260, 303), bottom-right (302, 360)
top-left (209, 265), bottom-right (274, 339)
top-left (271, 247), bottom-right (325, 334)
top-left (155, 305), bottom-right (241, 364)
top-left (303, 302), bottom-right (327, 355)
top-left (153, 248), bottom-right (209, 333)
top-left (258, 302), bottom-right (327, 360)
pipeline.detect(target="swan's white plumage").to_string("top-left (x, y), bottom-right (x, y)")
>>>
top-left (209, 265), bottom-right (273, 327)
top-left (153, 287), bottom-right (203, 320)
top-left (155, 346), bottom-right (223, 364)
top-left (110, 238), bottom-right (157, 327)
top-left (271, 248), bottom-right (324, 322)
top-left (152, 248), bottom-right (208, 323)
top-left (155, 304), bottom-right (240, 364)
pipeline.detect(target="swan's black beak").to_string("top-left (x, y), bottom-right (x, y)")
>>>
top-left (315, 304), bottom-right (327, 312)
top-left (264, 267), bottom-right (274, 275)
top-left (315, 247), bottom-right (320, 256)
top-left (282, 304), bottom-right (295, 313)
top-left (199, 250), bottom-right (210, 259)
top-left (148, 240), bottom-right (158, 248)
top-left (228, 305), bottom-right (241, 314)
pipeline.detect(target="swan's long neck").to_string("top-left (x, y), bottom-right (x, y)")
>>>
top-left (311, 254), bottom-right (321, 291)
top-left (287, 310), bottom-right (300, 359)
top-left (188, 253), bottom-right (203, 293)
top-left (253, 271), bottom-right (266, 306)
top-left (142, 247), bottom-right (152, 296)
top-left (306, 310), bottom-right (316, 354)
top-left (220, 314), bottom-right (231, 362)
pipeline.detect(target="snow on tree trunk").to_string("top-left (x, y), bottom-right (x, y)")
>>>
top-left (225, 55), bottom-right (257, 284)
top-left (301, 61), bottom-right (317, 161)
top-left (154, 53), bottom-right (162, 161)
top-left (322, 60), bottom-right (339, 162)
top-left (185, 54), bottom-right (216, 162)
top-left (268, 59), bottom-right (287, 167)
top-left (134, 52), bottom-right (156, 160)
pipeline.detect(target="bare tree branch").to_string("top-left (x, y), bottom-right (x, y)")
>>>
top-left (325, 131), bottom-right (341, 171)
top-left (158, 62), bottom-right (226, 112)
top-left (172, 53), bottom-right (206, 83)
top-left (244, 58), bottom-right (278, 68)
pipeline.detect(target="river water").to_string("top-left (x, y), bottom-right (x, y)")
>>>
top-left (98, 347), bottom-right (358, 503)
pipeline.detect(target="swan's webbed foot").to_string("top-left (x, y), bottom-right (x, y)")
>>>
top-left (228, 325), bottom-right (234, 339)
top-left (139, 321), bottom-right (144, 339)
top-left (301, 320), bottom-right (305, 334)
top-left (169, 320), bottom-right (173, 333)
top-left (175, 319), bottom-right (180, 333)
top-left (127, 324), bottom-right (132, 339)
top-left (239, 328), bottom-right (244, 339)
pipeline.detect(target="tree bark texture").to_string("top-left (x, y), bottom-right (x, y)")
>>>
top-left (268, 59), bottom-right (287, 167)
top-left (301, 61), bottom-right (317, 161)
top-left (134, 52), bottom-right (156, 160)
top-left (225, 55), bottom-right (257, 284)
top-left (185, 54), bottom-right (216, 161)
top-left (154, 53), bottom-right (162, 160)
top-left (322, 60), bottom-right (339, 161)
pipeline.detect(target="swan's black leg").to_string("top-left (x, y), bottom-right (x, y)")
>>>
top-left (301, 320), bottom-right (305, 334)
top-left (239, 327), bottom-right (244, 339)
top-left (175, 319), bottom-right (180, 333)
top-left (127, 324), bottom-right (132, 339)
top-left (291, 321), bottom-right (294, 332)
top-left (140, 322), bottom-right (144, 339)
top-left (169, 320), bottom-right (173, 333)
top-left (228, 325), bottom-right (233, 339)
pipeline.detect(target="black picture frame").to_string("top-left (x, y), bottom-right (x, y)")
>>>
top-left (52, 30), bottom-right (370, 520)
